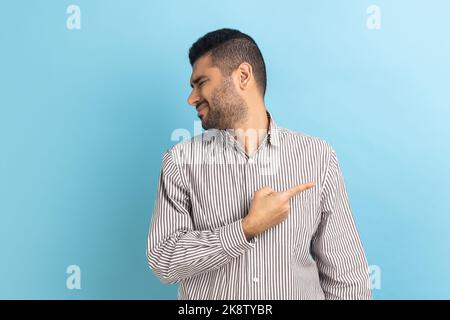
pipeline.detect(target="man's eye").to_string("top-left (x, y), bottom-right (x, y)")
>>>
top-left (199, 80), bottom-right (207, 87)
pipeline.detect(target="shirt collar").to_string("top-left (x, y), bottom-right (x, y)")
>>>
top-left (266, 111), bottom-right (280, 147)
top-left (218, 110), bottom-right (280, 148)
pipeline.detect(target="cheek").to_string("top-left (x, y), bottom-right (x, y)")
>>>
top-left (201, 87), bottom-right (213, 104)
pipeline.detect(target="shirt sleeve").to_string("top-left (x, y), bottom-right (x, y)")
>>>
top-left (311, 147), bottom-right (372, 300)
top-left (147, 150), bottom-right (255, 284)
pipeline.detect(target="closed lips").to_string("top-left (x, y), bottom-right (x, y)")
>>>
top-left (197, 103), bottom-right (208, 112)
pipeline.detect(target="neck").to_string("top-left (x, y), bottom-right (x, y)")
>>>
top-left (231, 100), bottom-right (269, 157)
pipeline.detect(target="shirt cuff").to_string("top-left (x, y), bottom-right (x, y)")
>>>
top-left (219, 219), bottom-right (255, 259)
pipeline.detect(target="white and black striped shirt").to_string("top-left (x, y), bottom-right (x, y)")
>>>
top-left (147, 112), bottom-right (372, 300)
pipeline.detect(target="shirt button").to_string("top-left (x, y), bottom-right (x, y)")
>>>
top-left (248, 158), bottom-right (255, 164)
top-left (253, 277), bottom-right (259, 283)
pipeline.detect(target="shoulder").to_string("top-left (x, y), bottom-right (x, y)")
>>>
top-left (161, 130), bottom-right (220, 164)
top-left (277, 126), bottom-right (335, 157)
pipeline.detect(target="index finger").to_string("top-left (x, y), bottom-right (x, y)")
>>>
top-left (282, 182), bottom-right (315, 198)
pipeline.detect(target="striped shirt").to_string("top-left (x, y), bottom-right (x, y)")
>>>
top-left (147, 112), bottom-right (372, 300)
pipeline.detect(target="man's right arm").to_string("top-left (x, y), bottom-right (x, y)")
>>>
top-left (147, 150), bottom-right (254, 284)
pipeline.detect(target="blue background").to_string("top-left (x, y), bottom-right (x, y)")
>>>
top-left (1, 0), bottom-right (449, 299)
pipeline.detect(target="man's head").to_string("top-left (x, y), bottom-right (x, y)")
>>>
top-left (187, 28), bottom-right (267, 130)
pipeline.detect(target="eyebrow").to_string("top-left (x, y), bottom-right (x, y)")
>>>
top-left (190, 75), bottom-right (207, 88)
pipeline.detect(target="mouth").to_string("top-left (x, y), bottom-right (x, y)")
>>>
top-left (196, 103), bottom-right (208, 117)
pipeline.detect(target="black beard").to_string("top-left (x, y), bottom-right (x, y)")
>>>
top-left (202, 78), bottom-right (248, 130)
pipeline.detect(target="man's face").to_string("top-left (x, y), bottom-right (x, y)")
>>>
top-left (188, 54), bottom-right (247, 130)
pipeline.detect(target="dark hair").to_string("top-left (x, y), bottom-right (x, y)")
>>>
top-left (189, 28), bottom-right (267, 96)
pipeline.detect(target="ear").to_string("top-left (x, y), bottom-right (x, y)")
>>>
top-left (237, 62), bottom-right (252, 90)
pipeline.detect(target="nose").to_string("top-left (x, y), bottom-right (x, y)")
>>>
top-left (187, 88), bottom-right (201, 107)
